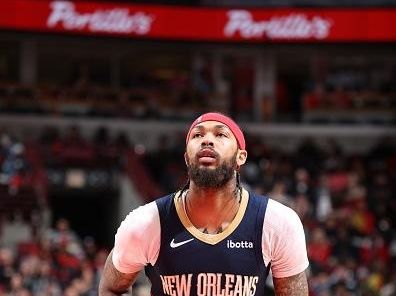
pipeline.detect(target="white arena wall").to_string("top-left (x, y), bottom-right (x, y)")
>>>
top-left (0, 114), bottom-right (394, 154)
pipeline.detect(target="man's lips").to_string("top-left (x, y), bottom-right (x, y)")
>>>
top-left (197, 148), bottom-right (218, 159)
top-left (196, 148), bottom-right (218, 164)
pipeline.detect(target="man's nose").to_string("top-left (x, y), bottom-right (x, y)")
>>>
top-left (200, 134), bottom-right (214, 147)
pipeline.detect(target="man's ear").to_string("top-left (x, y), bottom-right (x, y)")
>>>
top-left (236, 150), bottom-right (247, 167)
top-left (184, 152), bottom-right (189, 166)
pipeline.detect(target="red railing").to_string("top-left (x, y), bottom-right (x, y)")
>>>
top-left (125, 149), bottom-right (162, 202)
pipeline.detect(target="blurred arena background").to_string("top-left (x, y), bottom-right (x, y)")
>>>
top-left (0, 0), bottom-right (395, 295)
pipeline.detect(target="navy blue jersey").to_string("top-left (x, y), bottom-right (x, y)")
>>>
top-left (145, 190), bottom-right (270, 296)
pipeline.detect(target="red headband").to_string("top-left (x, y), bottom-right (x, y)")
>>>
top-left (186, 112), bottom-right (246, 150)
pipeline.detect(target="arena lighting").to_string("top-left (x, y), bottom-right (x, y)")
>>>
top-left (0, 0), bottom-right (396, 42)
top-left (47, 168), bottom-right (116, 189)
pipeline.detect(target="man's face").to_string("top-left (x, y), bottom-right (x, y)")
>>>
top-left (185, 121), bottom-right (247, 188)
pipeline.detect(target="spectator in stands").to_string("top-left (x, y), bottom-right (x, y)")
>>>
top-left (31, 260), bottom-right (62, 296)
top-left (307, 227), bottom-right (332, 272)
top-left (314, 174), bottom-right (333, 222)
top-left (303, 84), bottom-right (325, 111)
top-left (381, 273), bottom-right (396, 296)
top-left (0, 247), bottom-right (16, 291)
top-left (0, 212), bottom-right (32, 254)
top-left (46, 218), bottom-right (83, 259)
top-left (0, 133), bottom-right (28, 195)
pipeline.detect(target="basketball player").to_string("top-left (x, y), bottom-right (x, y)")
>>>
top-left (99, 112), bottom-right (309, 296)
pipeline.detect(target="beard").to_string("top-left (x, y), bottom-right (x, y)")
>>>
top-left (187, 152), bottom-right (237, 188)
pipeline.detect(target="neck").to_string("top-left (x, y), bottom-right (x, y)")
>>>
top-left (184, 178), bottom-right (241, 232)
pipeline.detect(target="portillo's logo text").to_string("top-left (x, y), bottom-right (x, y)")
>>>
top-left (224, 10), bottom-right (332, 40)
top-left (47, 0), bottom-right (154, 35)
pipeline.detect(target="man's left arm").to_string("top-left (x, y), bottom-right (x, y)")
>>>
top-left (263, 199), bottom-right (310, 295)
top-left (273, 271), bottom-right (308, 296)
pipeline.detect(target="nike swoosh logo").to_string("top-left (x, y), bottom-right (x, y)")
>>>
top-left (170, 238), bottom-right (194, 248)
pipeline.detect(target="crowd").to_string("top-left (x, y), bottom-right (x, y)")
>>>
top-left (0, 133), bottom-right (29, 196)
top-left (0, 71), bottom-right (211, 121)
top-left (0, 212), bottom-right (108, 296)
top-left (1, 61), bottom-right (394, 125)
top-left (0, 127), bottom-right (140, 295)
top-left (38, 126), bottom-right (130, 169)
top-left (302, 68), bottom-right (396, 124)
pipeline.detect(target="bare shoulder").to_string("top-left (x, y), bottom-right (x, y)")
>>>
top-left (99, 250), bottom-right (140, 295)
top-left (273, 271), bottom-right (308, 296)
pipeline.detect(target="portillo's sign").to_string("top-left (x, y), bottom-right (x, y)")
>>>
top-left (46, 1), bottom-right (155, 35)
top-left (224, 10), bottom-right (332, 40)
top-left (1, 0), bottom-right (396, 42)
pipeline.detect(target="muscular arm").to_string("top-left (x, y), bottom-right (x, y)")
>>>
top-left (273, 271), bottom-right (308, 296)
top-left (98, 250), bottom-right (141, 296)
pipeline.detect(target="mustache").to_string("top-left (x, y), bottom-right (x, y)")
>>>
top-left (196, 147), bottom-right (220, 159)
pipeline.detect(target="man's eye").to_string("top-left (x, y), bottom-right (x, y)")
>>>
top-left (217, 133), bottom-right (226, 137)
top-left (192, 133), bottom-right (202, 138)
